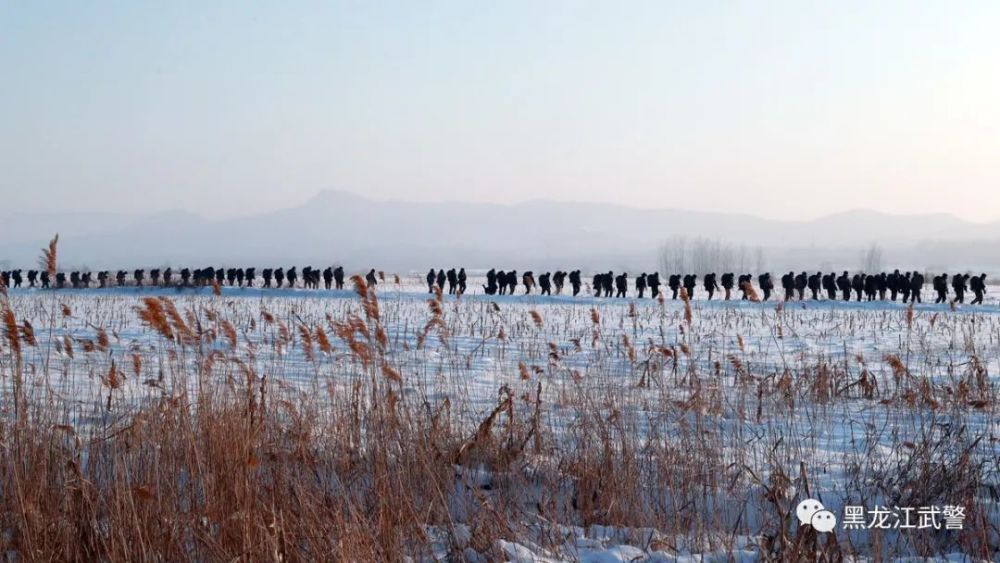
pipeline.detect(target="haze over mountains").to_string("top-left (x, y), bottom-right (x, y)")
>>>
top-left (2, 191), bottom-right (999, 273)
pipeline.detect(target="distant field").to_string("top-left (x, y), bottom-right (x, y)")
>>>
top-left (1, 278), bottom-right (998, 561)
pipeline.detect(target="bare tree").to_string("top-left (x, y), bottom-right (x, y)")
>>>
top-left (659, 237), bottom-right (765, 275)
top-left (860, 242), bottom-right (885, 272)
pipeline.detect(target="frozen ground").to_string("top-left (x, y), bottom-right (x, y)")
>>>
top-left (3, 276), bottom-right (998, 561)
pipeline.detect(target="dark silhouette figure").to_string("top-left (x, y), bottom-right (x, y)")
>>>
top-left (333, 267), bottom-right (344, 290)
top-left (507, 270), bottom-right (518, 295)
top-left (485, 269), bottom-right (498, 295)
top-left (933, 274), bottom-right (949, 303)
top-left (11, 270), bottom-right (22, 288)
top-left (366, 269), bottom-right (378, 288)
top-left (539, 272), bottom-right (552, 296)
top-left (287, 267), bottom-right (298, 288)
top-left (324, 267), bottom-right (334, 290)
top-left (635, 273), bottom-right (647, 298)
top-left (614, 273), bottom-right (628, 298)
top-left (246, 268), bottom-right (256, 288)
top-left (910, 271), bottom-right (924, 303)
top-left (446, 268), bottom-right (458, 295)
top-left (647, 272), bottom-right (661, 299)
top-left (569, 270), bottom-right (582, 296)
top-left (458, 268), bottom-right (467, 295)
top-left (27, 270), bottom-right (38, 288)
top-left (970, 273), bottom-right (987, 304)
top-left (602, 272), bottom-right (613, 297)
top-left (522, 271), bottom-right (535, 295)
top-left (272, 268), bottom-right (284, 288)
top-left (436, 269), bottom-right (446, 291)
top-left (952, 273), bottom-right (967, 303)
top-left (97, 271), bottom-right (108, 288)
top-left (807, 272), bottom-right (821, 300)
top-left (552, 271), bottom-right (565, 295)
top-left (851, 274), bottom-right (864, 302)
top-left (682, 274), bottom-right (696, 300)
top-left (758, 273), bottom-right (773, 301)
top-left (721, 273), bottom-right (734, 300)
top-left (901, 272), bottom-right (912, 303)
top-left (262, 268), bottom-right (273, 288)
top-left (668, 275), bottom-right (681, 300)
top-left (794, 272), bottom-right (807, 301)
top-left (57, 272), bottom-right (67, 288)
top-left (703, 273), bottom-right (719, 300)
top-left (40, 271), bottom-right (50, 289)
top-left (134, 269), bottom-right (145, 287)
top-left (226, 268), bottom-right (237, 287)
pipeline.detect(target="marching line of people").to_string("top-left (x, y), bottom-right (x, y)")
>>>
top-left (0, 266), bottom-right (989, 305)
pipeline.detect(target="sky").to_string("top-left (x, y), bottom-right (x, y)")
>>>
top-left (2, 1), bottom-right (999, 222)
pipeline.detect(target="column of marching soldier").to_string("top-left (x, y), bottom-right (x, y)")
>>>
top-left (0, 266), bottom-right (989, 305)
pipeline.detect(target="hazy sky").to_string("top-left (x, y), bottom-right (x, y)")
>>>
top-left (2, 1), bottom-right (999, 221)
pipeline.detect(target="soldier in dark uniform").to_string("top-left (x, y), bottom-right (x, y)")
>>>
top-left (484, 269), bottom-right (497, 295)
top-left (226, 268), bottom-right (237, 287)
top-left (781, 272), bottom-right (795, 301)
top-left (70, 271), bottom-right (80, 289)
top-left (682, 274), bottom-right (697, 300)
top-left (324, 267), bottom-right (334, 290)
top-left (738, 274), bottom-right (751, 300)
top-left (522, 271), bottom-right (535, 294)
top-left (246, 268), bottom-right (257, 288)
top-left (366, 269), bottom-right (378, 287)
top-left (539, 272), bottom-right (552, 296)
top-left (807, 272), bottom-right (821, 300)
top-left (720, 273), bottom-right (734, 300)
top-left (97, 271), bottom-right (108, 288)
top-left (215, 268), bottom-right (226, 287)
top-left (602, 272), bottom-right (614, 297)
top-left (970, 274), bottom-right (987, 304)
top-left (821, 273), bottom-right (835, 300)
top-left (635, 273), bottom-right (647, 298)
top-left (233, 268), bottom-right (242, 287)
top-left (446, 269), bottom-right (458, 294)
top-left (181, 268), bottom-right (192, 287)
top-left (900, 272), bottom-right (912, 303)
top-left (933, 274), bottom-right (948, 303)
top-left (910, 271), bottom-right (924, 303)
top-left (668, 274), bottom-right (681, 300)
top-left (458, 268), bottom-right (467, 295)
top-left (647, 272), bottom-right (661, 299)
top-left (553, 271), bottom-right (565, 295)
top-left (615, 272), bottom-right (628, 298)
top-left (57, 272), bottom-right (67, 288)
top-left (497, 270), bottom-right (508, 295)
top-left (333, 267), bottom-right (344, 289)
top-left (851, 274), bottom-right (863, 302)
top-left (794, 272), bottom-right (807, 300)
top-left (569, 270), bottom-right (582, 296)
top-left (27, 270), bottom-right (38, 288)
top-left (272, 268), bottom-right (284, 288)
top-left (952, 273), bottom-right (967, 303)
top-left (11, 270), bottom-right (21, 288)
top-left (134, 269), bottom-right (144, 287)
top-left (835, 272), bottom-right (849, 301)
top-left (758, 273), bottom-right (773, 301)
top-left (703, 273), bottom-right (719, 300)
top-left (506, 270), bottom-right (518, 295)
top-left (288, 267), bottom-right (299, 288)
top-left (887, 270), bottom-right (900, 301)
top-left (81, 272), bottom-right (92, 288)
top-left (262, 268), bottom-right (273, 288)
top-left (864, 274), bottom-right (877, 301)
top-left (40, 271), bottom-right (50, 289)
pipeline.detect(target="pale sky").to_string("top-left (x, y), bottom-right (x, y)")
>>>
top-left (2, 1), bottom-right (999, 221)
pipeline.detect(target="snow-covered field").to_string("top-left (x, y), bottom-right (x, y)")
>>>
top-left (3, 276), bottom-right (999, 561)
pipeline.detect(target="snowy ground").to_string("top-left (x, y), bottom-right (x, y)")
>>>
top-left (3, 276), bottom-right (999, 561)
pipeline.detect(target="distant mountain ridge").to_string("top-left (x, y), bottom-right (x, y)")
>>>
top-left (2, 191), bottom-right (999, 271)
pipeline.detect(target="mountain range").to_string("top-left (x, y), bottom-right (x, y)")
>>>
top-left (2, 190), bottom-right (999, 272)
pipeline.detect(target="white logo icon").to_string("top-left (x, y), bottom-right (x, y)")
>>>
top-left (796, 499), bottom-right (837, 532)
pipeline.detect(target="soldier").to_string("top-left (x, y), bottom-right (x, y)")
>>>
top-left (910, 271), bottom-right (924, 303)
top-left (592, 273), bottom-right (603, 297)
top-left (366, 269), bottom-right (378, 288)
top-left (233, 268), bottom-right (242, 287)
top-left (180, 268), bottom-right (192, 286)
top-left (40, 271), bottom-right (50, 289)
top-left (807, 272), bottom-right (821, 300)
top-left (134, 269), bottom-right (144, 287)
top-left (246, 268), bottom-right (257, 288)
top-left (738, 274), bottom-right (752, 300)
top-left (821, 273), bottom-right (835, 300)
top-left (506, 270), bottom-right (518, 295)
top-left (703, 273), bottom-right (719, 300)
top-left (758, 272), bottom-right (773, 301)
top-left (273, 268), bottom-right (285, 288)
top-left (647, 272), bottom-right (661, 299)
top-left (876, 273), bottom-right (888, 300)
top-left (794, 271), bottom-right (807, 300)
top-left (522, 271), bottom-right (535, 294)
top-left (287, 267), bottom-right (298, 288)
top-left (497, 270), bottom-right (508, 295)
top-left (27, 270), bottom-right (38, 288)
top-left (682, 274), bottom-right (697, 300)
top-left (970, 273), bottom-right (987, 305)
top-left (447, 268), bottom-right (458, 294)
top-left (952, 273), bottom-right (967, 303)
top-left (260, 268), bottom-right (271, 288)
top-left (553, 271), bottom-right (566, 295)
top-left (635, 273), bottom-right (647, 298)
top-left (864, 274), bottom-right (877, 301)
top-left (57, 272), bottom-right (67, 288)
top-left (226, 268), bottom-right (237, 287)
top-left (600, 271), bottom-right (613, 297)
top-left (458, 268), bottom-right (467, 295)
top-left (900, 272), bottom-right (912, 303)
top-left (324, 267), bottom-right (334, 290)
top-left (215, 268), bottom-right (226, 287)
top-left (484, 269), bottom-right (497, 295)
top-left (569, 270), bottom-right (582, 296)
top-left (851, 273), bottom-right (863, 302)
top-left (164, 268), bottom-right (174, 287)
top-left (539, 272), bottom-right (552, 296)
top-left (933, 274), bottom-right (949, 303)
top-left (97, 271), bottom-right (109, 288)
top-left (11, 270), bottom-right (21, 288)
top-left (333, 267), bottom-right (344, 290)
top-left (721, 272), bottom-right (734, 300)
top-left (70, 271), bottom-right (81, 289)
top-left (667, 274), bottom-right (680, 299)
top-left (887, 270), bottom-right (900, 301)
top-left (81, 272), bottom-right (92, 288)
top-left (615, 272), bottom-right (628, 298)
top-left (781, 272), bottom-right (795, 301)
